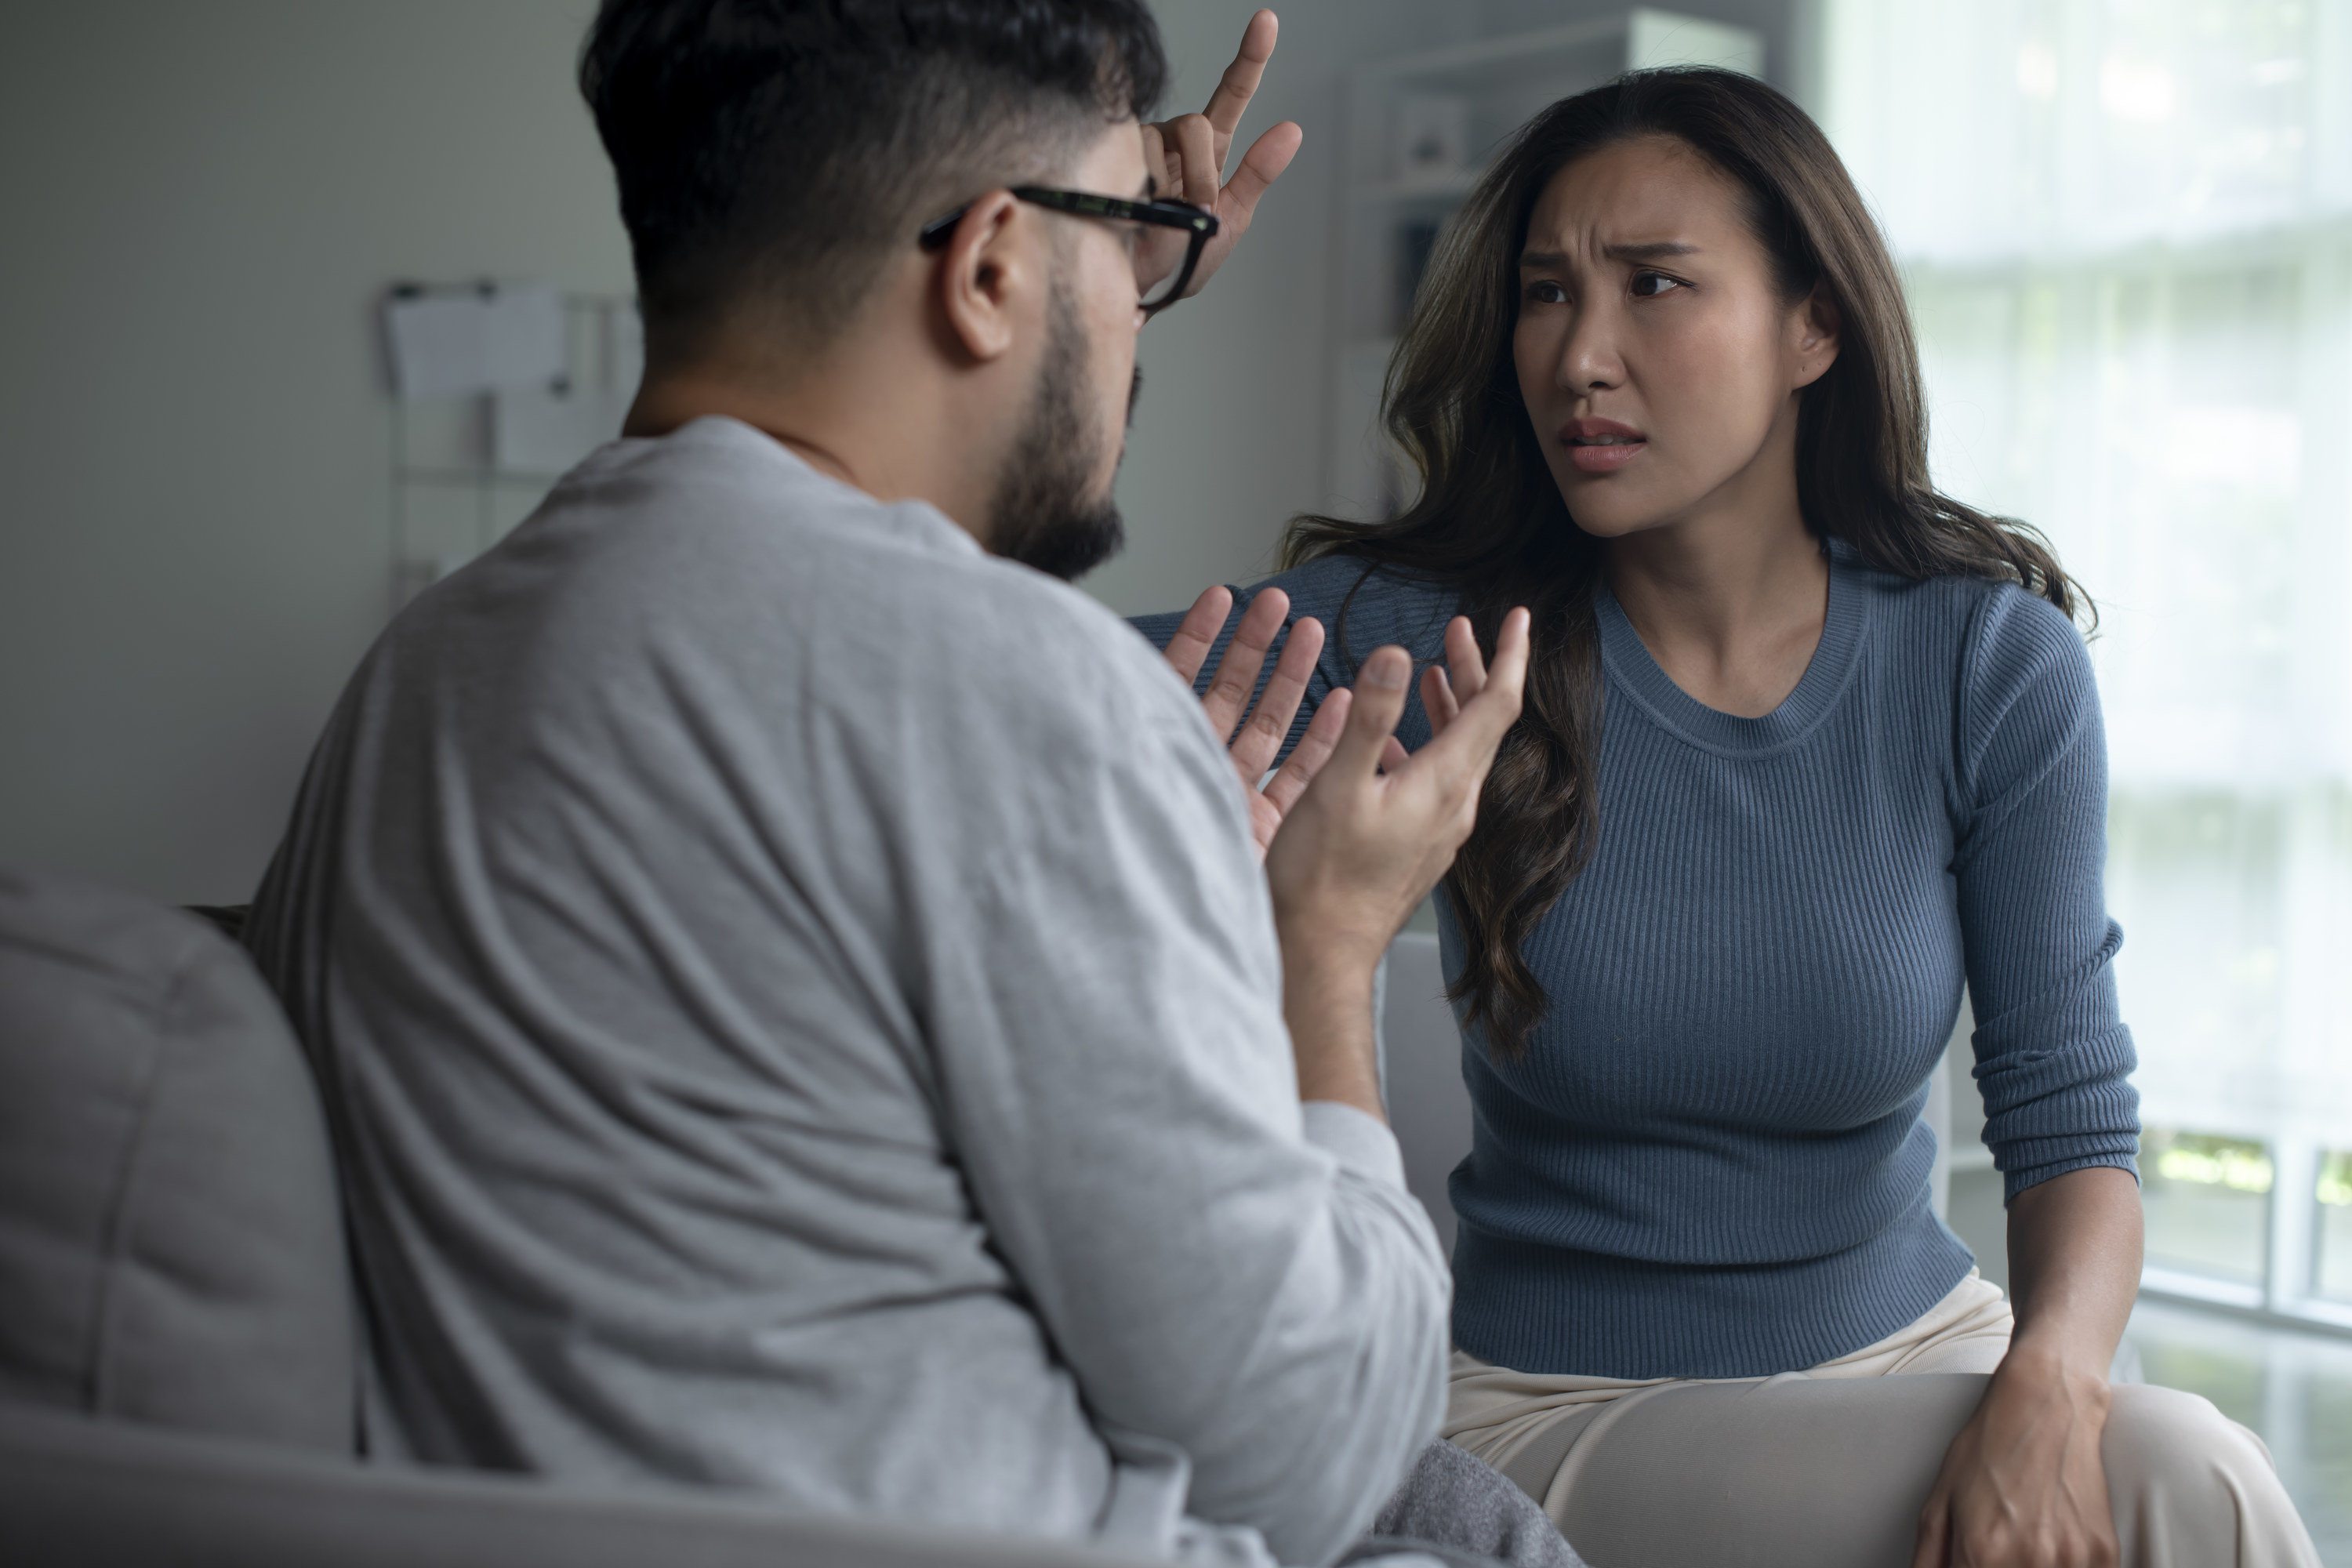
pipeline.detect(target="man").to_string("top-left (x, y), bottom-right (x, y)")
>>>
top-left (245, 4), bottom-right (1534, 1564)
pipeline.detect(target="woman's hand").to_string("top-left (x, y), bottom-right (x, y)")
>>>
top-left (1913, 1165), bottom-right (2143, 1568)
top-left (1912, 1352), bottom-right (2116, 1568)
top-left (1163, 585), bottom-right (1399, 860)
top-left (1138, 9), bottom-right (1304, 303)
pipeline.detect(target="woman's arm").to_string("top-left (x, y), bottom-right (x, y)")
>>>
top-left (2006, 1165), bottom-right (2145, 1396)
top-left (1914, 588), bottom-right (2147, 1568)
top-left (1912, 1166), bottom-right (2143, 1568)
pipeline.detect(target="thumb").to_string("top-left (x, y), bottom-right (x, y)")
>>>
top-left (1322, 647), bottom-right (1413, 782)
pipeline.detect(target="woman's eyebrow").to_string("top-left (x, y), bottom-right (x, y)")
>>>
top-left (1606, 240), bottom-right (1699, 262)
top-left (1518, 240), bottom-right (1700, 268)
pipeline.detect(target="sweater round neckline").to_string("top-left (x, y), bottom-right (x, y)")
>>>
top-left (1595, 541), bottom-right (1870, 760)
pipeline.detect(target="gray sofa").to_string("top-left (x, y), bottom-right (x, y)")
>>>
top-left (0, 865), bottom-right (1142, 1566)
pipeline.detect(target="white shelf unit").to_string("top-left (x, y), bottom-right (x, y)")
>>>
top-left (1322, 9), bottom-right (1764, 521)
top-left (385, 288), bottom-right (640, 610)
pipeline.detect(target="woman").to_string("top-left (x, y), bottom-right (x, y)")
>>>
top-left (1138, 69), bottom-right (2316, 1568)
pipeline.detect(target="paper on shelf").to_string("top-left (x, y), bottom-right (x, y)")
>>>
top-left (607, 302), bottom-right (644, 397)
top-left (491, 299), bottom-right (642, 475)
top-left (383, 282), bottom-right (567, 401)
top-left (493, 383), bottom-right (632, 477)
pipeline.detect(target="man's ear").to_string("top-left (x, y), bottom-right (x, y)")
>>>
top-left (1790, 281), bottom-right (1841, 390)
top-left (935, 190), bottom-right (1028, 365)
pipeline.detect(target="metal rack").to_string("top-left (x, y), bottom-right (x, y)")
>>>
top-left (384, 286), bottom-right (638, 608)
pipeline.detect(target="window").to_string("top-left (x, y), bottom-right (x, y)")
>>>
top-left (2320, 1150), bottom-right (2352, 1303)
top-left (1824, 0), bottom-right (2352, 1330)
top-left (2140, 1128), bottom-right (2270, 1287)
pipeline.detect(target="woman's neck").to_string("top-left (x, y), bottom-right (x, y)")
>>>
top-left (1604, 502), bottom-right (1831, 720)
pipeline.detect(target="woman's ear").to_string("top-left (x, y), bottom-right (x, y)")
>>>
top-left (1789, 281), bottom-right (1841, 390)
top-left (934, 190), bottom-right (1028, 365)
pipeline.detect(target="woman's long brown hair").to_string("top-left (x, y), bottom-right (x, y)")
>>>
top-left (1286, 68), bottom-right (2089, 1060)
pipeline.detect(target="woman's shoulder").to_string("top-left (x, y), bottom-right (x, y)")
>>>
top-left (1243, 553), bottom-right (1461, 660)
top-left (1842, 549), bottom-right (2096, 779)
top-left (1128, 550), bottom-right (1461, 662)
top-left (1842, 545), bottom-right (2088, 676)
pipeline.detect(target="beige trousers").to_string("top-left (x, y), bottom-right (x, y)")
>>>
top-left (1444, 1273), bottom-right (2320, 1567)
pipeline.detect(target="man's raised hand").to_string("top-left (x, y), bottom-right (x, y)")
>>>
top-left (1138, 9), bottom-right (1303, 303)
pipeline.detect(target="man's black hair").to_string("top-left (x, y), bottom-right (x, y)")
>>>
top-left (580, 0), bottom-right (1169, 345)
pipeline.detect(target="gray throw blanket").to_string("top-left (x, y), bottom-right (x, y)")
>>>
top-left (1348, 1440), bottom-right (1588, 1568)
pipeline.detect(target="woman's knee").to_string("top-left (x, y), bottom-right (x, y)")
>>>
top-left (2103, 1383), bottom-right (2269, 1489)
top-left (2100, 1383), bottom-right (2310, 1563)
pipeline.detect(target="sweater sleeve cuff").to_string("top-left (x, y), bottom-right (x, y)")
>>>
top-left (2003, 1151), bottom-right (2141, 1205)
top-left (1301, 1101), bottom-right (1408, 1192)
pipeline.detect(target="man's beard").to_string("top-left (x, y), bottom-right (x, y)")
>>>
top-left (985, 285), bottom-right (1127, 583)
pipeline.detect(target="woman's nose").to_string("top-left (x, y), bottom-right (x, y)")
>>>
top-left (1560, 307), bottom-right (1624, 391)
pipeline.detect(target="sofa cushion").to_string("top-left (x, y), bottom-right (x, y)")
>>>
top-left (0, 866), bottom-right (353, 1449)
top-left (0, 1405), bottom-right (1154, 1568)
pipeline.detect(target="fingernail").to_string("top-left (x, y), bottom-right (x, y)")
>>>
top-left (1363, 652), bottom-right (1406, 690)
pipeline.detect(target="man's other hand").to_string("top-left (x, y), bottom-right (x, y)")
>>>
top-left (1138, 9), bottom-right (1303, 304)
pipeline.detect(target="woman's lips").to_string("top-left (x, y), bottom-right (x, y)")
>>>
top-left (1566, 441), bottom-right (1644, 474)
top-left (1559, 418), bottom-right (1646, 474)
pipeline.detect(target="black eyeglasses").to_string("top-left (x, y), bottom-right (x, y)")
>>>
top-left (918, 186), bottom-right (1220, 317)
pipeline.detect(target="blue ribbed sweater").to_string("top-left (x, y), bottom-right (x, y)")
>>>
top-left (1131, 543), bottom-right (2140, 1379)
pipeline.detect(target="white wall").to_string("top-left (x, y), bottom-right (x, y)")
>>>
top-left (0, 1), bottom-right (627, 905)
top-left (1478, 0), bottom-right (1818, 105)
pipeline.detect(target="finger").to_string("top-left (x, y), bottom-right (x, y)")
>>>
top-left (1454, 607), bottom-right (1530, 734)
top-left (1260, 684), bottom-right (1349, 821)
top-left (1168, 111), bottom-right (1218, 209)
top-left (1489, 606), bottom-right (1532, 699)
top-left (1201, 8), bottom-right (1278, 143)
top-left (1421, 662), bottom-right (1459, 737)
top-left (1200, 588), bottom-right (1289, 742)
top-left (1322, 646), bottom-right (1415, 783)
top-left (1138, 121), bottom-right (1176, 198)
top-left (1380, 736), bottom-right (1410, 771)
top-left (1217, 120), bottom-right (1303, 227)
top-left (1229, 615), bottom-right (1324, 781)
top-left (1176, 118), bottom-right (1303, 299)
top-left (1909, 1497), bottom-right (1951, 1568)
top-left (1163, 585), bottom-right (1232, 687)
top-left (1443, 615), bottom-right (1488, 702)
top-left (1404, 607), bottom-right (1530, 780)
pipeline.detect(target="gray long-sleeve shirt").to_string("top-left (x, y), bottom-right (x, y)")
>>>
top-left (243, 416), bottom-right (1449, 1566)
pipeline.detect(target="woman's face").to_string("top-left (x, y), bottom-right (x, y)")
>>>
top-left (1512, 136), bottom-right (1838, 542)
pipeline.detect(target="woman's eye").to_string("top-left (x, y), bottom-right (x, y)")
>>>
top-left (1526, 280), bottom-right (1567, 305)
top-left (1631, 271), bottom-right (1684, 298)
